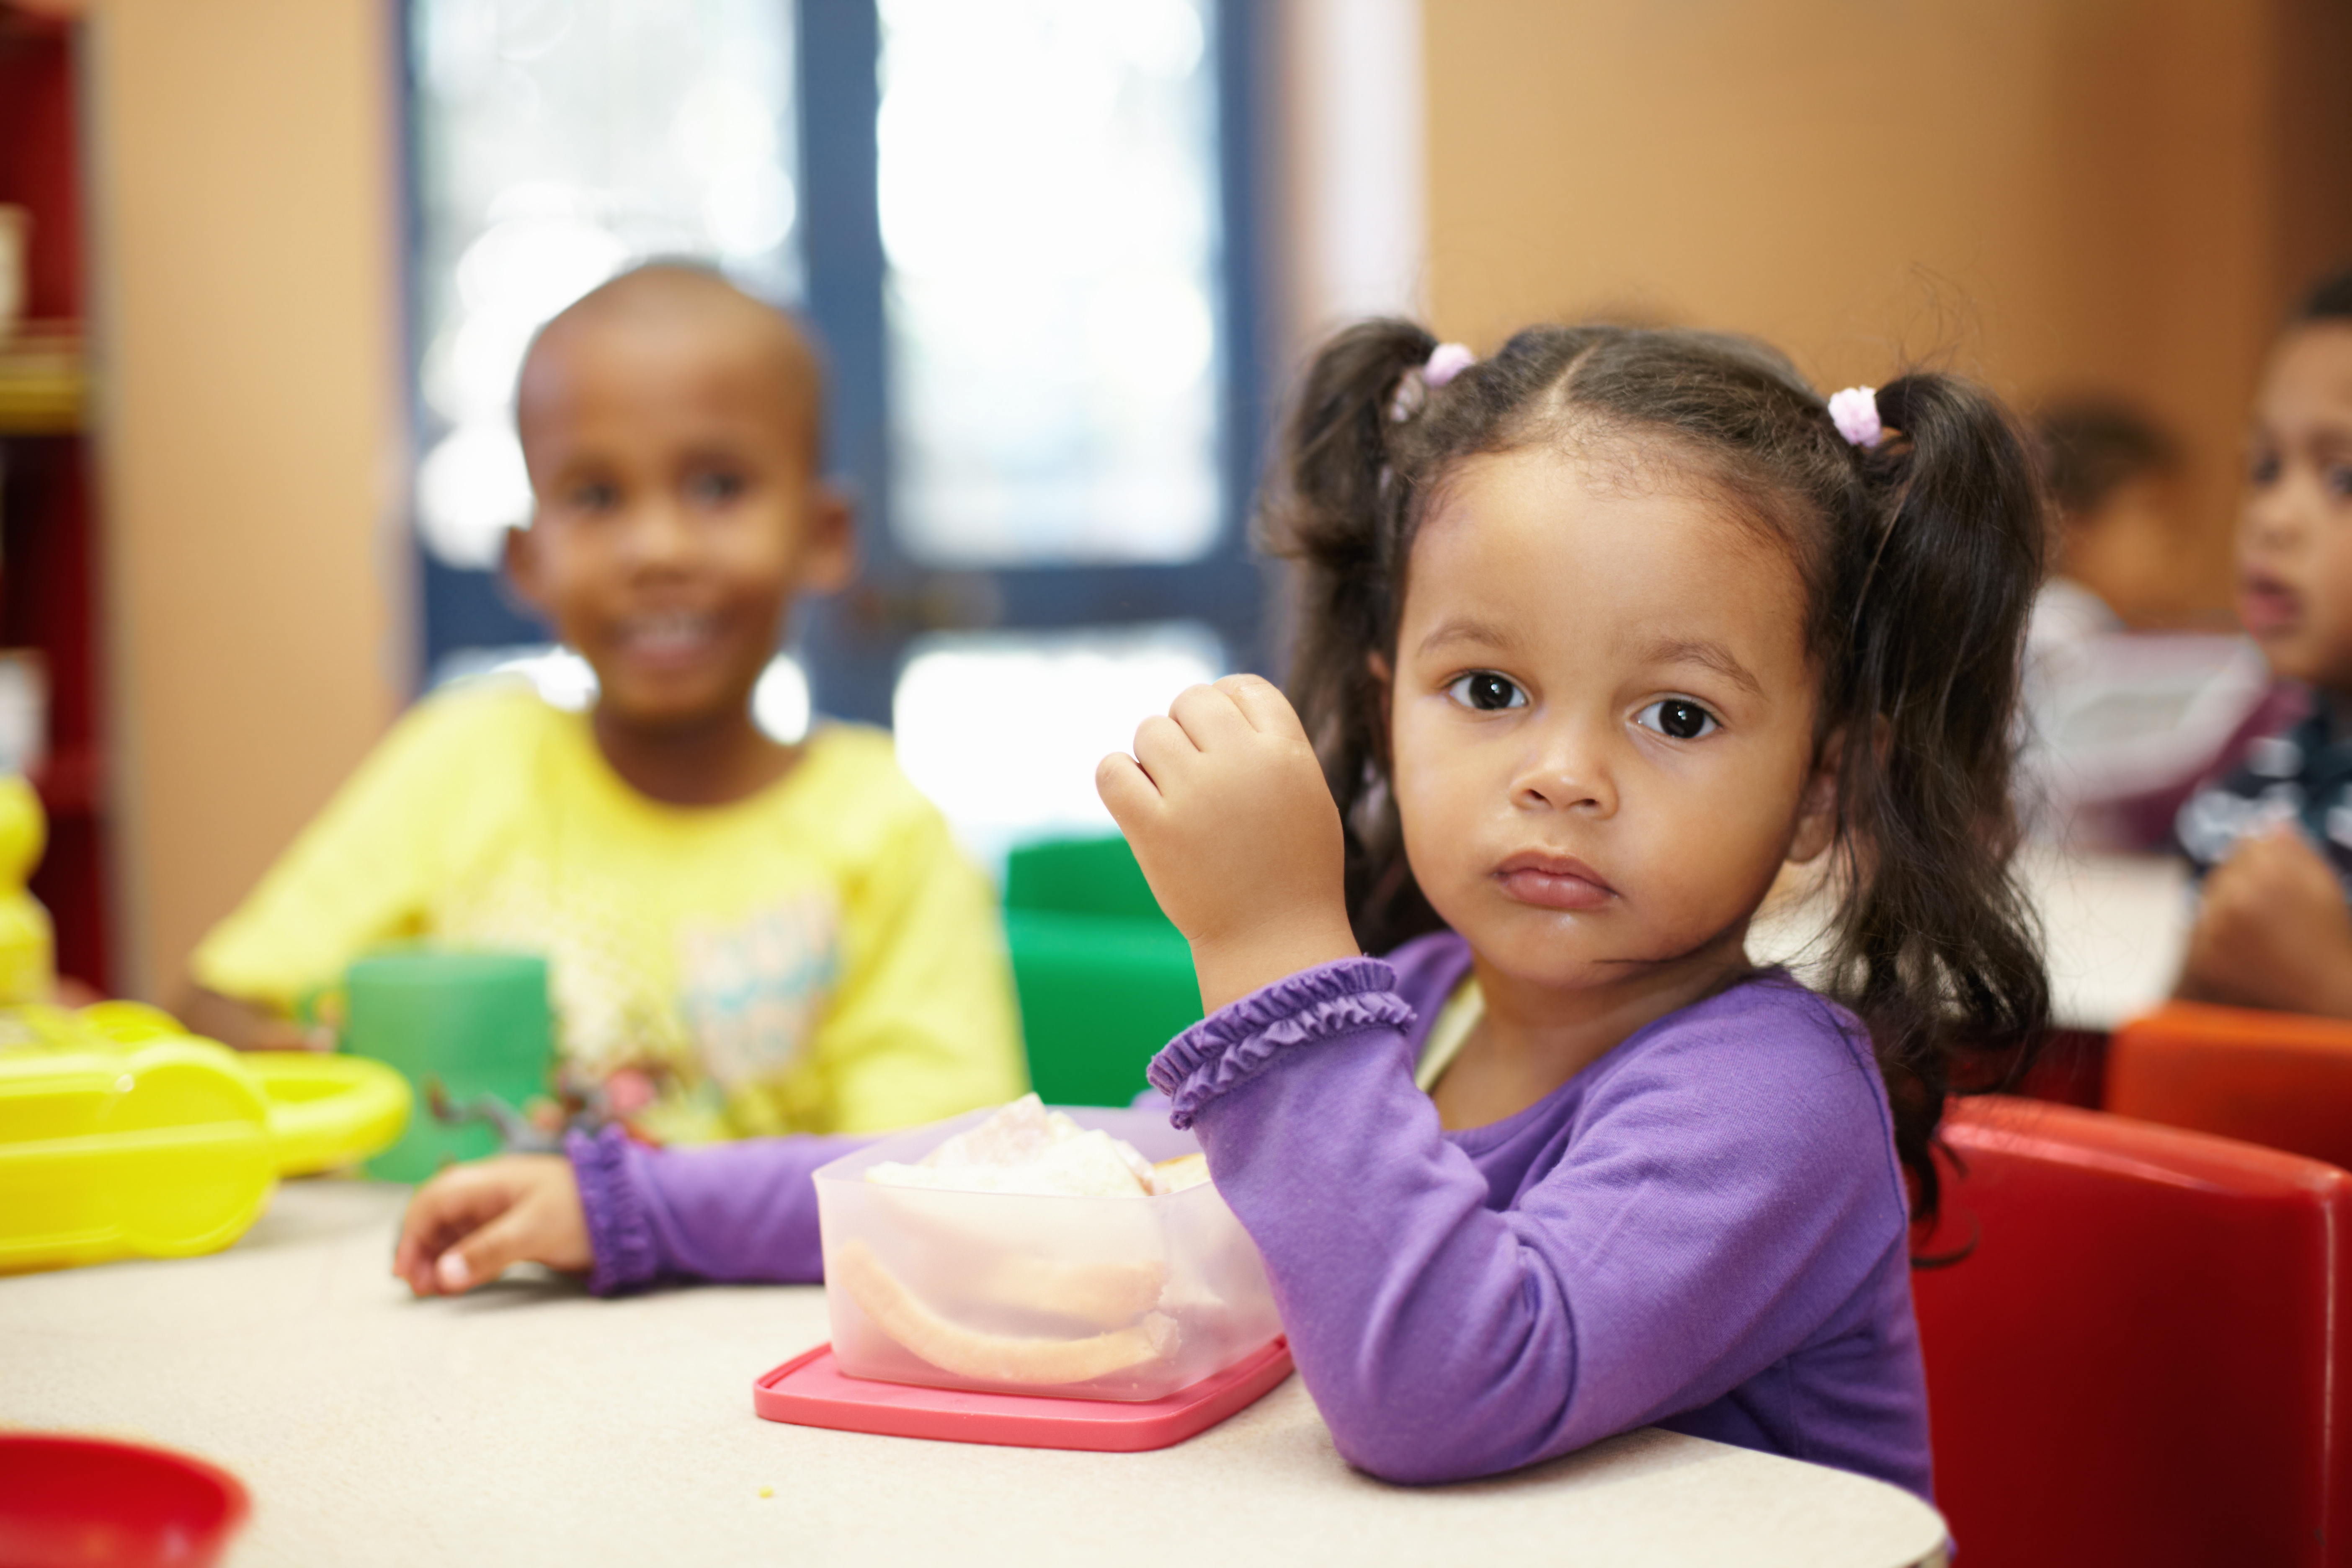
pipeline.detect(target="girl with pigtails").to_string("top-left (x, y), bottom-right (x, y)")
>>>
top-left (392, 315), bottom-right (2047, 1504)
top-left (1096, 321), bottom-right (2049, 1498)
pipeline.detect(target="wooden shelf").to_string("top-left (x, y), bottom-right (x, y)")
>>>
top-left (0, 323), bottom-right (84, 435)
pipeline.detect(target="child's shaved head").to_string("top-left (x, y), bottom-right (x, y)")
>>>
top-left (519, 263), bottom-right (824, 472)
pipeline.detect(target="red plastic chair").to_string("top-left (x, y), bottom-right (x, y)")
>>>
top-left (2108, 1000), bottom-right (2352, 1170)
top-left (1913, 1095), bottom-right (2352, 1566)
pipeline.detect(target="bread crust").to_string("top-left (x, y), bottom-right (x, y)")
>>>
top-left (833, 1238), bottom-right (1179, 1385)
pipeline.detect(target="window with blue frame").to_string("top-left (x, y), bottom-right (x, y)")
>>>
top-left (403, 0), bottom-right (1271, 843)
top-left (877, 0), bottom-right (1224, 569)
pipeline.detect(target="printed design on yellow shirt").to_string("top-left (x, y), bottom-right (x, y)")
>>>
top-left (437, 857), bottom-right (688, 1078)
top-left (188, 693), bottom-right (1026, 1145)
top-left (678, 892), bottom-right (841, 1091)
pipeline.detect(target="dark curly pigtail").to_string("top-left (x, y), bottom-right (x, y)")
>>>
top-left (1268, 319), bottom-right (1441, 949)
top-left (1265, 320), bottom-right (2050, 1223)
top-left (1826, 377), bottom-right (2051, 1220)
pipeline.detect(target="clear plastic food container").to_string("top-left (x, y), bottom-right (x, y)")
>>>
top-left (813, 1107), bottom-right (1282, 1403)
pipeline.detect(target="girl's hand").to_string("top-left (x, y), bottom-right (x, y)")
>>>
top-left (2177, 826), bottom-right (2352, 1018)
top-left (392, 1154), bottom-right (593, 1296)
top-left (1096, 674), bottom-right (1358, 1013)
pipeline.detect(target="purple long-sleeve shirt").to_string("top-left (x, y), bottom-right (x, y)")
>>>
top-left (567, 931), bottom-right (1929, 1500)
top-left (1145, 934), bottom-right (1929, 1500)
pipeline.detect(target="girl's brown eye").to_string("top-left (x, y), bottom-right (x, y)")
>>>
top-left (1637, 698), bottom-right (1718, 740)
top-left (1447, 671), bottom-right (1525, 712)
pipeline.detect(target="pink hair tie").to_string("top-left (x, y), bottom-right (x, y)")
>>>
top-left (1828, 386), bottom-right (1883, 448)
top-left (1422, 342), bottom-right (1475, 387)
top-left (1388, 342), bottom-right (1475, 423)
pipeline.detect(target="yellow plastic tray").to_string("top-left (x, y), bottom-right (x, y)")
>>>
top-left (0, 1006), bottom-right (411, 1274)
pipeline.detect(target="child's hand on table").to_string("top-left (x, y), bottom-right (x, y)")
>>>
top-left (1096, 674), bottom-right (1358, 1014)
top-left (393, 1155), bottom-right (593, 1296)
top-left (2177, 826), bottom-right (2352, 1018)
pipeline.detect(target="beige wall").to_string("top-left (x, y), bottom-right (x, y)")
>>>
top-left (87, 0), bottom-right (405, 999)
top-left (1422, 0), bottom-right (2352, 615)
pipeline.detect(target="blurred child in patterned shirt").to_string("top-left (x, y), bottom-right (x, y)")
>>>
top-left (2174, 266), bottom-right (2352, 1017)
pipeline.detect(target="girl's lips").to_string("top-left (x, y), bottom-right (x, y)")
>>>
top-left (1494, 852), bottom-right (1615, 912)
top-left (2240, 577), bottom-right (2302, 637)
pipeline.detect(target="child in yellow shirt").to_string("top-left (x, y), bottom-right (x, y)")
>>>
top-left (182, 264), bottom-right (1026, 1140)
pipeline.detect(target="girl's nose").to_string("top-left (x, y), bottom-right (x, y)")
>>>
top-left (1510, 719), bottom-right (1617, 817)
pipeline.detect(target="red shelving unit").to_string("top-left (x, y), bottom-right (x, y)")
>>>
top-left (1, 4), bottom-right (109, 993)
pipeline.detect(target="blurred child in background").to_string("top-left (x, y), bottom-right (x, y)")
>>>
top-left (2036, 398), bottom-right (2192, 635)
top-left (181, 263), bottom-right (1026, 1141)
top-left (2018, 399), bottom-right (2285, 849)
top-left (2174, 266), bottom-right (2352, 1016)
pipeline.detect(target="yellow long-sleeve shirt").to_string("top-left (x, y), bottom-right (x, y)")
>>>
top-left (192, 683), bottom-right (1025, 1142)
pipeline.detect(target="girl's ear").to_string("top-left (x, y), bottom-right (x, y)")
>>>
top-left (1786, 729), bottom-right (1844, 865)
top-left (1366, 650), bottom-right (1393, 693)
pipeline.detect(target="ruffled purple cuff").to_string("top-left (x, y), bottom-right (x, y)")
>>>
top-left (566, 1126), bottom-right (659, 1297)
top-left (1148, 957), bottom-right (1415, 1129)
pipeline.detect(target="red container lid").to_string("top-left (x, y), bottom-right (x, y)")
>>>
top-left (755, 1337), bottom-right (1292, 1452)
top-left (0, 1434), bottom-right (251, 1568)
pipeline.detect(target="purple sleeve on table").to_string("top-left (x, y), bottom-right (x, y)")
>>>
top-left (567, 1126), bottom-right (660, 1297)
top-left (1146, 957), bottom-right (1413, 1128)
top-left (565, 1126), bottom-right (877, 1295)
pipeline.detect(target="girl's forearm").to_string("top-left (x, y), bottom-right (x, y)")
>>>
top-left (1151, 960), bottom-right (1591, 1483)
top-left (568, 1127), bottom-right (875, 1294)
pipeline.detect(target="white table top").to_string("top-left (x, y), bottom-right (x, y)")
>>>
top-left (2014, 846), bottom-right (2192, 1032)
top-left (1750, 847), bottom-right (2191, 1034)
top-left (0, 1181), bottom-right (1949, 1568)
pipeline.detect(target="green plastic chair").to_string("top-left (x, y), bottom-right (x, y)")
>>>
top-left (1002, 836), bottom-right (1201, 1107)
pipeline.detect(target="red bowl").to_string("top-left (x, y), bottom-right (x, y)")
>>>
top-left (0, 1434), bottom-right (251, 1568)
